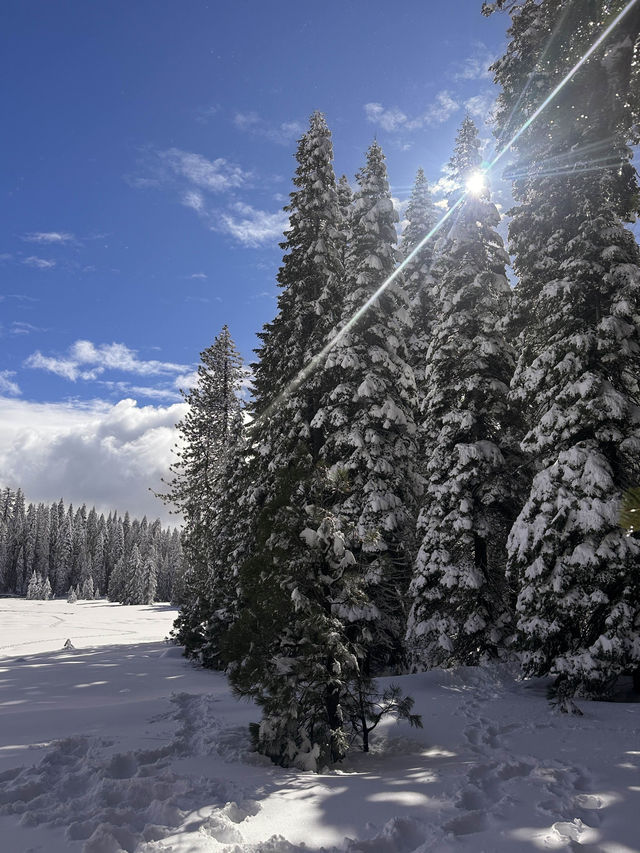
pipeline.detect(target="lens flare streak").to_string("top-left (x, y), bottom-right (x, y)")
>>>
top-left (486, 0), bottom-right (639, 174)
top-left (255, 0), bottom-right (639, 425)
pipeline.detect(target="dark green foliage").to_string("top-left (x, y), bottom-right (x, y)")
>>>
top-left (491, 0), bottom-right (640, 697)
top-left (406, 117), bottom-right (522, 670)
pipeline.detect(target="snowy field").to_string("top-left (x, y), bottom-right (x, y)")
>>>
top-left (0, 600), bottom-right (639, 852)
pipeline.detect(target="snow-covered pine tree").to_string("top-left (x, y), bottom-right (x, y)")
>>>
top-left (142, 549), bottom-right (157, 605)
top-left (54, 511), bottom-right (73, 596)
top-left (406, 117), bottom-right (521, 669)
top-left (227, 112), bottom-right (364, 769)
top-left (26, 570), bottom-right (41, 600)
top-left (92, 529), bottom-right (105, 595)
top-left (41, 576), bottom-right (52, 600)
top-left (81, 575), bottom-right (94, 601)
top-left (6, 490), bottom-right (25, 593)
top-left (489, 0), bottom-right (640, 702)
top-left (336, 174), bottom-right (353, 271)
top-left (107, 555), bottom-right (126, 602)
top-left (106, 518), bottom-right (124, 597)
top-left (190, 438), bottom-right (255, 668)
top-left (313, 140), bottom-right (420, 674)
top-left (125, 544), bottom-right (144, 605)
top-left (166, 324), bottom-right (245, 657)
top-left (399, 168), bottom-right (440, 391)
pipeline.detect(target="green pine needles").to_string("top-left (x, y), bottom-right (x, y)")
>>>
top-left (169, 2), bottom-right (640, 765)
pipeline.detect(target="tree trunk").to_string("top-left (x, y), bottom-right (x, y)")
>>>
top-left (474, 533), bottom-right (487, 573)
top-left (325, 661), bottom-right (344, 763)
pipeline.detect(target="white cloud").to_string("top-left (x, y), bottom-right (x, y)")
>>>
top-left (218, 202), bottom-right (289, 247)
top-left (364, 91), bottom-right (460, 134)
top-left (234, 111), bottom-right (261, 131)
top-left (132, 145), bottom-right (287, 248)
top-left (423, 91), bottom-right (460, 125)
top-left (233, 112), bottom-right (304, 145)
top-left (182, 190), bottom-right (205, 212)
top-left (159, 148), bottom-right (248, 192)
top-left (364, 103), bottom-right (408, 132)
top-left (23, 232), bottom-right (75, 244)
top-left (0, 371), bottom-right (21, 396)
top-left (195, 104), bottom-right (220, 123)
top-left (430, 174), bottom-right (459, 198)
top-left (24, 256), bottom-right (56, 269)
top-left (25, 340), bottom-right (191, 383)
top-left (173, 370), bottom-right (200, 392)
top-left (453, 43), bottom-right (496, 81)
top-left (0, 396), bottom-right (186, 523)
top-left (464, 92), bottom-right (496, 122)
top-left (24, 352), bottom-right (90, 381)
top-left (99, 380), bottom-right (182, 402)
top-left (10, 321), bottom-right (40, 336)
top-left (187, 272), bottom-right (207, 280)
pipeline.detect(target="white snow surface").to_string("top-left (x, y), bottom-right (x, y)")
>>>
top-left (1, 599), bottom-right (639, 853)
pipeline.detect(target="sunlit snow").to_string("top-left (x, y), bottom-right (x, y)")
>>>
top-left (0, 600), bottom-right (639, 852)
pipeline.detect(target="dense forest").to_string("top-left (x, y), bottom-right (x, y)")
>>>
top-left (163, 0), bottom-right (640, 770)
top-left (0, 487), bottom-right (185, 604)
top-left (0, 0), bottom-right (628, 775)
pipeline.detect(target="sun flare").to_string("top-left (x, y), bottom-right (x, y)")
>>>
top-left (465, 171), bottom-right (486, 196)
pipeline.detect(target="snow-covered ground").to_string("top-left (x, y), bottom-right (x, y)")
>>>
top-left (0, 600), bottom-right (638, 853)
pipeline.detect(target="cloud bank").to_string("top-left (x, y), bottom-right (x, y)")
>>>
top-left (0, 396), bottom-right (186, 523)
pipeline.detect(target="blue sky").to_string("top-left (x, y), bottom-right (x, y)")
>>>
top-left (1, 1), bottom-right (511, 519)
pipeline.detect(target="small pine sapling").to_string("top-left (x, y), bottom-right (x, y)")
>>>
top-left (345, 682), bottom-right (423, 753)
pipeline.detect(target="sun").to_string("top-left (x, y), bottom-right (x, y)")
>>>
top-left (465, 171), bottom-right (486, 196)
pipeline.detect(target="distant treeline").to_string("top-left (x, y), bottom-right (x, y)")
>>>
top-left (0, 487), bottom-right (185, 604)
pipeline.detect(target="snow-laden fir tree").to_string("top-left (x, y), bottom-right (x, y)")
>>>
top-left (42, 576), bottom-right (52, 600)
top-left (81, 575), bottom-right (95, 600)
top-left (166, 324), bottom-right (245, 656)
top-left (399, 168), bottom-right (440, 395)
top-left (189, 437), bottom-right (255, 668)
top-left (313, 140), bottom-right (421, 674)
top-left (26, 570), bottom-right (42, 600)
top-left (406, 116), bottom-right (521, 669)
top-left (124, 544), bottom-right (144, 605)
top-left (162, 324), bottom-right (244, 559)
top-left (336, 174), bottom-right (353, 271)
top-left (227, 112), bottom-right (366, 769)
top-left (488, 0), bottom-right (640, 702)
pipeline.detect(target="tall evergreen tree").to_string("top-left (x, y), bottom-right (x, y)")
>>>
top-left (166, 324), bottom-right (246, 656)
top-left (227, 112), bottom-right (359, 769)
top-left (406, 117), bottom-right (521, 669)
top-left (125, 544), bottom-right (144, 605)
top-left (313, 140), bottom-right (420, 674)
top-left (336, 174), bottom-right (354, 271)
top-left (399, 168), bottom-right (440, 381)
top-left (489, 0), bottom-right (640, 702)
